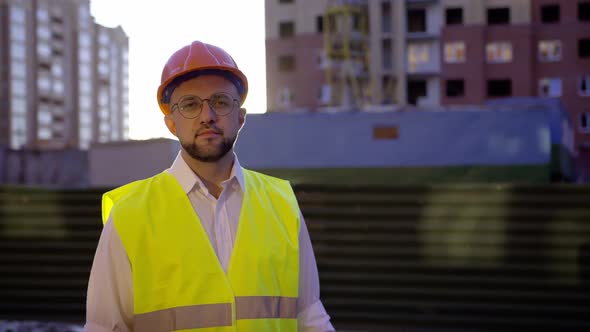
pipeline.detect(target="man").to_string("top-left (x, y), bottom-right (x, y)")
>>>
top-left (84, 40), bottom-right (335, 332)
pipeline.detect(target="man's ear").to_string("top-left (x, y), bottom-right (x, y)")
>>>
top-left (164, 113), bottom-right (177, 137)
top-left (239, 108), bottom-right (246, 127)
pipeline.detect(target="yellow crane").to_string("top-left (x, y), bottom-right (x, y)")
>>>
top-left (323, 0), bottom-right (369, 109)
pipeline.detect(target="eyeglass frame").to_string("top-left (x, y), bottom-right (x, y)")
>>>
top-left (170, 92), bottom-right (240, 119)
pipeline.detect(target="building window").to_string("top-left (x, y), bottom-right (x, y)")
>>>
top-left (278, 55), bottom-right (295, 72)
top-left (278, 88), bottom-right (294, 107)
top-left (53, 81), bottom-right (64, 94)
top-left (11, 61), bottom-right (26, 78)
top-left (10, 43), bottom-right (26, 60)
top-left (407, 43), bottom-right (430, 72)
top-left (99, 47), bottom-right (109, 61)
top-left (50, 15), bottom-right (63, 24)
top-left (319, 84), bottom-right (330, 104)
top-left (579, 75), bottom-right (590, 96)
top-left (11, 114), bottom-right (27, 149)
top-left (487, 79), bottom-right (512, 97)
top-left (37, 25), bottom-right (51, 40)
top-left (382, 1), bottom-right (391, 33)
top-left (37, 76), bottom-right (51, 92)
top-left (538, 40), bottom-right (562, 62)
top-left (316, 16), bottom-right (323, 33)
top-left (37, 127), bottom-right (51, 140)
top-left (80, 95), bottom-right (92, 109)
top-left (407, 80), bottom-right (427, 105)
top-left (80, 80), bottom-right (91, 94)
top-left (580, 112), bottom-right (590, 133)
top-left (98, 62), bottom-right (109, 76)
top-left (37, 42), bottom-right (51, 58)
top-left (580, 39), bottom-right (590, 58)
top-left (10, 7), bottom-right (26, 24)
top-left (351, 12), bottom-right (362, 31)
top-left (99, 30), bottom-right (109, 45)
top-left (11, 98), bottom-right (26, 114)
top-left (539, 78), bottom-right (562, 97)
top-left (487, 7), bottom-right (510, 25)
top-left (79, 48), bottom-right (91, 62)
top-left (79, 33), bottom-right (91, 47)
top-left (279, 21), bottom-right (295, 38)
top-left (36, 7), bottom-right (49, 22)
top-left (444, 42), bottom-right (466, 63)
top-left (10, 24), bottom-right (26, 41)
top-left (79, 64), bottom-right (91, 79)
top-left (580, 2), bottom-right (590, 21)
top-left (382, 75), bottom-right (396, 104)
top-left (382, 38), bottom-right (392, 69)
top-left (446, 79), bottom-right (465, 97)
top-left (317, 50), bottom-right (328, 69)
top-left (407, 9), bottom-right (426, 33)
top-left (541, 4), bottom-right (560, 23)
top-left (486, 42), bottom-right (512, 63)
top-left (446, 7), bottom-right (463, 25)
top-left (38, 111), bottom-right (52, 126)
top-left (11, 79), bottom-right (26, 96)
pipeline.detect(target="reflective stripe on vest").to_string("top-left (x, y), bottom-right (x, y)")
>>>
top-left (235, 296), bottom-right (298, 319)
top-left (134, 296), bottom-right (298, 331)
top-left (104, 170), bottom-right (300, 332)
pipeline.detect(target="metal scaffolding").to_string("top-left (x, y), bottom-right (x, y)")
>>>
top-left (323, 0), bottom-right (369, 109)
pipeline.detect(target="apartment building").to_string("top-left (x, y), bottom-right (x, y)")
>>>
top-left (440, 0), bottom-right (590, 167)
top-left (0, 0), bottom-right (128, 150)
top-left (265, 0), bottom-right (447, 111)
top-left (265, 0), bottom-right (328, 111)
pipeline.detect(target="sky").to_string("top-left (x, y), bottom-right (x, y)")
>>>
top-left (90, 0), bottom-right (267, 140)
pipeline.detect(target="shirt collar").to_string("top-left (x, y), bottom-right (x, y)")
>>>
top-left (168, 150), bottom-right (245, 194)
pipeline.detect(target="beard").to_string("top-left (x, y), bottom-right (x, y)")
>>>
top-left (181, 131), bottom-right (237, 163)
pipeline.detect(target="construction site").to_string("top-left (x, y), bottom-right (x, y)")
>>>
top-left (0, 0), bottom-right (589, 331)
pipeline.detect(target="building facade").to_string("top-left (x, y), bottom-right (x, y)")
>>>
top-left (265, 0), bottom-right (448, 111)
top-left (440, 0), bottom-right (590, 170)
top-left (0, 0), bottom-right (128, 150)
top-left (265, 0), bottom-right (590, 174)
top-left (265, 0), bottom-right (328, 112)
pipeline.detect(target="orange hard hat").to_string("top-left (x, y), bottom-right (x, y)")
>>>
top-left (157, 40), bottom-right (249, 115)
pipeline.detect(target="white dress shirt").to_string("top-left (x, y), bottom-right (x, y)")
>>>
top-left (84, 152), bottom-right (335, 332)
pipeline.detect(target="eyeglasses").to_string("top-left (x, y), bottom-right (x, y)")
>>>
top-left (170, 92), bottom-right (239, 119)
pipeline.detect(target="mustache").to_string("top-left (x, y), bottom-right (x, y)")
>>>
top-left (195, 125), bottom-right (223, 136)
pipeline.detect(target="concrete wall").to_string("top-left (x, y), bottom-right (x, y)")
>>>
top-left (235, 103), bottom-right (554, 169)
top-left (0, 146), bottom-right (88, 187)
top-left (88, 138), bottom-right (180, 187)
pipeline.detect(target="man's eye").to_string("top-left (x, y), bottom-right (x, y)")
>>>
top-left (181, 100), bottom-right (200, 109)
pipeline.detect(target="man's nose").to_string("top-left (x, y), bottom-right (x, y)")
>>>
top-left (200, 101), bottom-right (217, 123)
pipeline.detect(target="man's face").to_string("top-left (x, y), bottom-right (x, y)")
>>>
top-left (165, 75), bottom-right (245, 163)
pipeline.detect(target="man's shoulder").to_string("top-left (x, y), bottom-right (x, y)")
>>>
top-left (106, 172), bottom-right (172, 209)
top-left (242, 168), bottom-right (292, 187)
top-left (242, 168), bottom-right (300, 202)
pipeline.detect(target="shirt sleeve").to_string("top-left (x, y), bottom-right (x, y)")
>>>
top-left (297, 211), bottom-right (336, 332)
top-left (84, 216), bottom-right (134, 332)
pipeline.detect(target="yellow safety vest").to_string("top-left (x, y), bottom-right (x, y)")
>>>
top-left (102, 170), bottom-right (300, 331)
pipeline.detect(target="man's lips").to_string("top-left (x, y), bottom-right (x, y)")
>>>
top-left (197, 129), bottom-right (221, 138)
